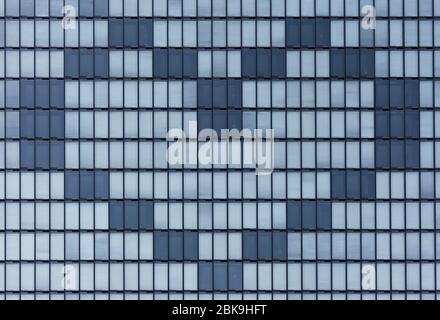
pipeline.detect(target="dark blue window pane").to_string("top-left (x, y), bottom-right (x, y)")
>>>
top-left (273, 231), bottom-right (287, 260)
top-left (65, 171), bottom-right (80, 200)
top-left (153, 49), bottom-right (168, 77)
top-left (301, 19), bottom-right (315, 47)
top-left (183, 49), bottom-right (197, 77)
top-left (154, 232), bottom-right (168, 260)
top-left (287, 201), bottom-right (301, 230)
top-left (258, 232), bottom-right (272, 260)
top-left (213, 80), bottom-right (227, 107)
top-left (317, 201), bottom-right (331, 230)
top-left (391, 140), bottom-right (405, 168)
top-left (95, 171), bottom-right (109, 199)
top-left (213, 262), bottom-right (228, 291)
top-left (50, 110), bottom-right (64, 138)
top-left (125, 201), bottom-right (139, 230)
top-left (198, 80), bottom-right (212, 108)
top-left (124, 19), bottom-right (138, 47)
top-left (95, 49), bottom-right (109, 77)
top-left (390, 111), bottom-right (404, 138)
top-left (20, 110), bottom-right (34, 138)
top-left (50, 141), bottom-right (64, 169)
top-left (390, 80), bottom-right (404, 108)
top-left (361, 171), bottom-right (376, 200)
top-left (80, 171), bottom-right (94, 200)
top-left (360, 49), bottom-right (375, 77)
top-left (50, 80), bottom-right (65, 108)
top-left (243, 231), bottom-right (257, 260)
top-left (405, 110), bottom-right (420, 138)
top-left (35, 110), bottom-right (49, 138)
top-left (375, 80), bottom-right (389, 109)
top-left (302, 201), bottom-right (316, 229)
top-left (169, 49), bottom-right (182, 78)
top-left (109, 19), bottom-right (123, 47)
top-left (20, 80), bottom-right (34, 107)
top-left (406, 140), bottom-right (420, 168)
top-left (242, 49), bottom-right (256, 77)
top-left (286, 19), bottom-right (300, 48)
top-left (405, 80), bottom-right (420, 107)
top-left (169, 232), bottom-right (183, 260)
top-left (109, 201), bottom-right (124, 230)
top-left (346, 49), bottom-right (359, 78)
top-left (35, 80), bottom-right (49, 107)
top-left (272, 49), bottom-right (286, 77)
top-left (228, 80), bottom-right (241, 107)
top-left (198, 262), bottom-right (213, 291)
top-left (331, 49), bottom-right (345, 78)
top-left (376, 140), bottom-right (390, 169)
top-left (198, 110), bottom-right (212, 132)
top-left (332, 171), bottom-right (346, 199)
top-left (257, 49), bottom-right (271, 77)
top-left (347, 170), bottom-right (361, 199)
top-left (375, 111), bottom-right (389, 138)
top-left (95, 0), bottom-right (109, 16)
top-left (20, 141), bottom-right (34, 169)
top-left (213, 110), bottom-right (227, 135)
top-left (316, 19), bottom-right (330, 47)
top-left (139, 19), bottom-right (153, 47)
top-left (80, 49), bottom-right (94, 78)
top-left (228, 262), bottom-right (242, 291)
top-left (139, 201), bottom-right (154, 230)
top-left (184, 232), bottom-right (198, 260)
top-left (228, 110), bottom-right (242, 131)
top-left (65, 50), bottom-right (79, 78)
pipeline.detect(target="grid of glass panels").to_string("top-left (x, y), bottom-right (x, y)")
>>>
top-left (0, 0), bottom-right (439, 300)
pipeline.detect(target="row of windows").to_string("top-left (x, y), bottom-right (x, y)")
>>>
top-left (3, 140), bottom-right (439, 170)
top-left (2, 80), bottom-right (440, 109)
top-left (1, 201), bottom-right (440, 231)
top-left (1, 0), bottom-right (439, 18)
top-left (1, 293), bottom-right (438, 300)
top-left (2, 110), bottom-right (437, 139)
top-left (0, 171), bottom-right (438, 200)
top-left (1, 231), bottom-right (440, 261)
top-left (1, 140), bottom-right (434, 170)
top-left (3, 49), bottom-right (440, 80)
top-left (0, 262), bottom-right (439, 293)
top-left (2, 19), bottom-right (440, 49)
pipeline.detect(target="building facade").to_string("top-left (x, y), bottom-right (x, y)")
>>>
top-left (0, 0), bottom-right (440, 299)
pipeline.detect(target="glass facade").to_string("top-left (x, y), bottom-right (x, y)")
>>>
top-left (0, 0), bottom-right (439, 300)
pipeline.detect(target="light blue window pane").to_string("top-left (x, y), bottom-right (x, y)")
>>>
top-left (198, 21), bottom-right (211, 47)
top-left (213, 0), bottom-right (226, 16)
top-left (183, 0), bottom-right (196, 16)
top-left (242, 0), bottom-right (255, 16)
top-left (213, 21), bottom-right (226, 47)
top-left (316, 0), bottom-right (329, 15)
top-left (390, 0), bottom-right (403, 16)
top-left (49, 0), bottom-right (63, 16)
top-left (124, 0), bottom-right (137, 16)
top-left (404, 0), bottom-right (418, 16)
top-left (6, 81), bottom-right (19, 108)
top-left (198, 0), bottom-right (211, 16)
top-left (375, 0), bottom-right (388, 16)
top-left (420, 21), bottom-right (433, 46)
top-left (35, 20), bottom-right (49, 46)
top-left (6, 0), bottom-right (19, 16)
top-left (6, 21), bottom-right (19, 47)
top-left (242, 21), bottom-right (255, 46)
